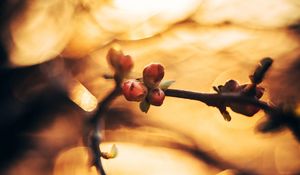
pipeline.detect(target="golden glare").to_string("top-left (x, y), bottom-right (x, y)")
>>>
top-left (7, 0), bottom-right (300, 64)
top-left (62, 12), bottom-right (114, 58)
top-left (192, 0), bottom-right (300, 28)
top-left (54, 143), bottom-right (215, 175)
top-left (69, 80), bottom-right (98, 112)
top-left (9, 0), bottom-right (74, 66)
top-left (216, 169), bottom-right (238, 175)
top-left (54, 147), bottom-right (98, 175)
top-left (274, 142), bottom-right (300, 174)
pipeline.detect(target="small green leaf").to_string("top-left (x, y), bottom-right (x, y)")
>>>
top-left (110, 144), bottom-right (118, 158)
top-left (101, 144), bottom-right (118, 159)
top-left (139, 100), bottom-right (150, 113)
top-left (159, 80), bottom-right (175, 90)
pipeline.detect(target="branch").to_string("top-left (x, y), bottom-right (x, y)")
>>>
top-left (118, 57), bottom-right (300, 141)
top-left (164, 89), bottom-right (300, 141)
top-left (94, 50), bottom-right (300, 175)
top-left (164, 89), bottom-right (274, 113)
top-left (88, 75), bottom-right (121, 175)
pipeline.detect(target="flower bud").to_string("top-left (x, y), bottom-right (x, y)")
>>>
top-left (107, 48), bottom-right (122, 68)
top-left (229, 103), bottom-right (260, 117)
top-left (222, 80), bottom-right (240, 92)
top-left (147, 88), bottom-right (165, 106)
top-left (143, 63), bottom-right (164, 88)
top-left (118, 55), bottom-right (133, 73)
top-left (107, 48), bottom-right (133, 75)
top-left (122, 80), bottom-right (147, 102)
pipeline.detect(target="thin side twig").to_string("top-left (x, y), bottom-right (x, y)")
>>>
top-left (89, 76), bottom-right (121, 175)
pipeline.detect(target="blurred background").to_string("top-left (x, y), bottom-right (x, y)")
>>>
top-left (0, 0), bottom-right (300, 174)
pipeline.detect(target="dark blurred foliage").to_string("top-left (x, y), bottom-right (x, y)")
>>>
top-left (0, 30), bottom-right (83, 173)
top-left (257, 54), bottom-right (300, 142)
top-left (0, 64), bottom-right (68, 171)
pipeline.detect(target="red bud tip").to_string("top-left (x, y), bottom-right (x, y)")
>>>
top-left (118, 55), bottom-right (133, 73)
top-left (107, 48), bottom-right (133, 75)
top-left (107, 48), bottom-right (122, 67)
top-left (122, 80), bottom-right (147, 102)
top-left (143, 63), bottom-right (164, 88)
top-left (147, 88), bottom-right (165, 106)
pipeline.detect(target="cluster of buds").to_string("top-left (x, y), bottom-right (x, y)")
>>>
top-left (122, 63), bottom-right (172, 112)
top-left (106, 47), bottom-right (269, 119)
top-left (106, 47), bottom-right (133, 77)
top-left (217, 79), bottom-right (265, 117)
top-left (106, 47), bottom-right (171, 112)
top-left (143, 63), bottom-right (166, 106)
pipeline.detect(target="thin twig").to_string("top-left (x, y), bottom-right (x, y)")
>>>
top-left (91, 56), bottom-right (298, 175)
top-left (103, 72), bottom-right (300, 140)
top-left (89, 75), bottom-right (121, 175)
top-left (164, 89), bottom-right (275, 113)
top-left (165, 88), bottom-right (300, 141)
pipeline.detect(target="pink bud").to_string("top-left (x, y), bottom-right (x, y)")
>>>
top-left (147, 88), bottom-right (165, 106)
top-left (107, 48), bottom-right (133, 75)
top-left (143, 63), bottom-right (164, 88)
top-left (122, 80), bottom-right (148, 102)
top-left (106, 48), bottom-right (122, 67)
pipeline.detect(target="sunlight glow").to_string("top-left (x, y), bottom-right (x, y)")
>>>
top-left (54, 143), bottom-right (213, 175)
top-left (4, 0), bottom-right (300, 174)
top-left (9, 0), bottom-right (74, 66)
top-left (69, 81), bottom-right (98, 112)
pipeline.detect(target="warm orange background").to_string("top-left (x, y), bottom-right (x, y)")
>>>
top-left (4, 0), bottom-right (300, 175)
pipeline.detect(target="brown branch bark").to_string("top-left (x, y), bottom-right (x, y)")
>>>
top-left (164, 89), bottom-right (275, 113)
top-left (165, 88), bottom-right (300, 141)
top-left (88, 76), bottom-right (121, 175)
